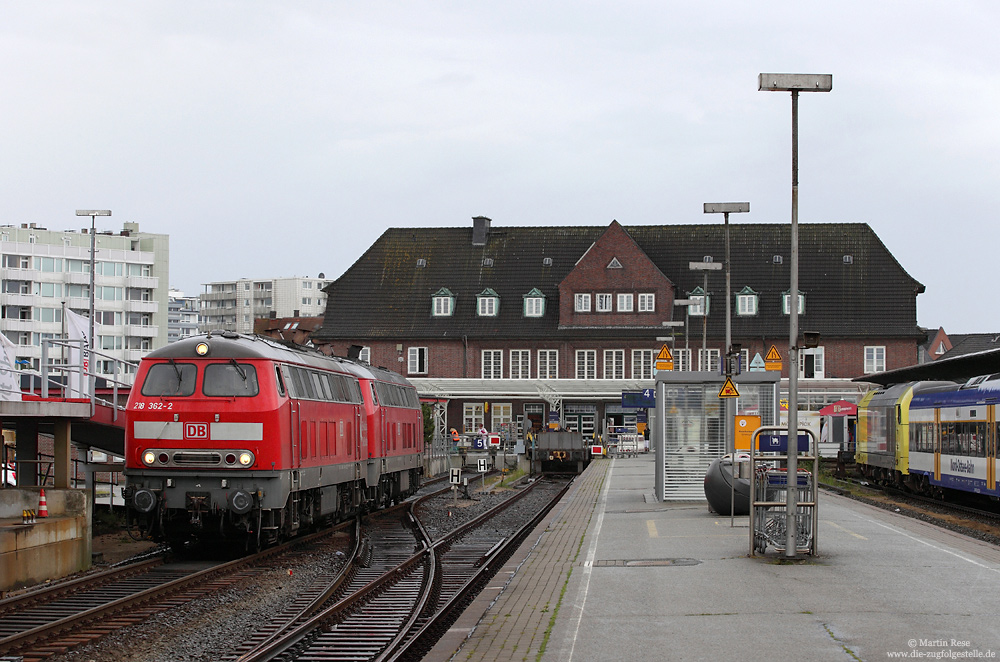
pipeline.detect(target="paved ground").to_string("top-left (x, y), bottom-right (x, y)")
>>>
top-left (436, 454), bottom-right (1000, 662)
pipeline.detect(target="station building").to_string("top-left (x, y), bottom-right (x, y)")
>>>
top-left (310, 217), bottom-right (924, 441)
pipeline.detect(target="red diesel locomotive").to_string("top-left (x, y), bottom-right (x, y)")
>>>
top-left (123, 332), bottom-right (424, 549)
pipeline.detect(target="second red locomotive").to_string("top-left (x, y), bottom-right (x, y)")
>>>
top-left (123, 332), bottom-right (424, 550)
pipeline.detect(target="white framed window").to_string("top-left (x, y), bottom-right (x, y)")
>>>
top-left (510, 349), bottom-right (531, 379)
top-left (782, 292), bottom-right (805, 315)
top-left (477, 291), bottom-right (499, 317)
top-left (491, 403), bottom-right (513, 433)
top-left (638, 293), bottom-right (655, 312)
top-left (576, 350), bottom-right (596, 379)
top-left (596, 293), bottom-right (613, 312)
top-left (688, 288), bottom-right (709, 316)
top-left (358, 347), bottom-right (371, 364)
top-left (482, 349), bottom-right (503, 379)
top-left (800, 347), bottom-right (825, 379)
top-left (736, 288), bottom-right (758, 316)
top-left (604, 349), bottom-right (624, 379)
top-left (574, 293), bottom-right (591, 312)
top-left (538, 349), bottom-right (558, 379)
top-left (524, 291), bottom-right (545, 318)
top-left (463, 403), bottom-right (484, 434)
top-left (698, 348), bottom-right (720, 372)
top-left (675, 348), bottom-right (692, 372)
top-left (864, 346), bottom-right (885, 374)
top-left (617, 293), bottom-right (633, 312)
top-left (432, 289), bottom-right (454, 317)
top-left (632, 349), bottom-right (655, 380)
top-left (408, 347), bottom-right (428, 375)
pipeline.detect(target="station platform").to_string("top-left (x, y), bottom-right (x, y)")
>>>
top-left (434, 455), bottom-right (1000, 661)
top-left (0, 488), bottom-right (91, 593)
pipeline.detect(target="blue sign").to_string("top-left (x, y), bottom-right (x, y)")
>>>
top-left (622, 389), bottom-right (656, 408)
top-left (757, 433), bottom-right (811, 453)
top-left (472, 438), bottom-right (488, 450)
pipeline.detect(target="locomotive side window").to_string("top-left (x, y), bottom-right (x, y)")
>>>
top-left (275, 366), bottom-right (286, 397)
top-left (141, 362), bottom-right (197, 397)
top-left (203, 363), bottom-right (259, 397)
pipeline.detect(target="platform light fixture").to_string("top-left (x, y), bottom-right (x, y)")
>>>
top-left (758, 72), bottom-right (832, 558)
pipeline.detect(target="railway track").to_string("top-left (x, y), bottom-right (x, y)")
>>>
top-left (0, 525), bottom-right (352, 661)
top-left (229, 476), bottom-right (569, 662)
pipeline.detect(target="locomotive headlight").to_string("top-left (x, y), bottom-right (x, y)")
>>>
top-left (142, 451), bottom-right (156, 466)
top-left (238, 451), bottom-right (254, 466)
top-left (195, 342), bottom-right (210, 356)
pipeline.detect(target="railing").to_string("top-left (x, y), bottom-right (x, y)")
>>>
top-left (40, 338), bottom-right (138, 420)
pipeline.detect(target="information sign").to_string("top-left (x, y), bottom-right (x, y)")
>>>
top-left (622, 389), bottom-right (656, 408)
top-left (450, 468), bottom-right (462, 485)
top-left (655, 344), bottom-right (674, 371)
top-left (477, 458), bottom-right (489, 473)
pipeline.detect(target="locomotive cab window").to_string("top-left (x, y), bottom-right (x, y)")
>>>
top-left (141, 362), bottom-right (197, 397)
top-left (203, 362), bottom-right (259, 397)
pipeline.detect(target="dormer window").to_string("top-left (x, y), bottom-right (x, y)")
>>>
top-left (431, 287), bottom-right (455, 317)
top-left (523, 288), bottom-right (546, 318)
top-left (477, 288), bottom-right (499, 317)
top-left (736, 286), bottom-right (758, 316)
top-left (782, 290), bottom-right (805, 315)
top-left (688, 286), bottom-right (708, 316)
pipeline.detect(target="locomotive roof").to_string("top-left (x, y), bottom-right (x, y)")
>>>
top-left (145, 333), bottom-right (412, 385)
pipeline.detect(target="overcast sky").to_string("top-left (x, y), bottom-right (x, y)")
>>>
top-left (2, 2), bottom-right (997, 333)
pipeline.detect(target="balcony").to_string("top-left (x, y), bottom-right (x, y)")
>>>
top-left (125, 324), bottom-right (158, 338)
top-left (126, 275), bottom-right (158, 289)
top-left (124, 300), bottom-right (158, 314)
top-left (0, 319), bottom-right (36, 332)
top-left (0, 293), bottom-right (34, 307)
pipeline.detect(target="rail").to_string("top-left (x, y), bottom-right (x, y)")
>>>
top-left (38, 337), bottom-right (138, 420)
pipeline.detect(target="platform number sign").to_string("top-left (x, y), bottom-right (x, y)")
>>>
top-left (450, 468), bottom-right (462, 485)
top-left (477, 458), bottom-right (489, 473)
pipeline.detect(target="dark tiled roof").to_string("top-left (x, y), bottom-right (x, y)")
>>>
top-left (940, 333), bottom-right (1000, 358)
top-left (312, 222), bottom-right (923, 342)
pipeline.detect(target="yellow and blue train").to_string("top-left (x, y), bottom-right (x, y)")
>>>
top-left (857, 376), bottom-right (999, 498)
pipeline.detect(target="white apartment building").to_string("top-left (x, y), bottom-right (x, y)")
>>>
top-left (199, 275), bottom-right (330, 334)
top-left (167, 289), bottom-right (200, 343)
top-left (0, 221), bottom-right (169, 383)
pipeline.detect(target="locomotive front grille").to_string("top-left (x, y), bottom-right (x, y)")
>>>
top-left (173, 452), bottom-right (222, 466)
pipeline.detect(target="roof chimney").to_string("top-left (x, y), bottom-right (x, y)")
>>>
top-left (472, 216), bottom-right (491, 246)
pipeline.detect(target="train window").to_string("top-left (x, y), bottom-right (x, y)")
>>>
top-left (203, 363), bottom-right (259, 397)
top-left (329, 374), bottom-right (349, 402)
top-left (141, 362), bottom-right (197, 397)
top-left (295, 368), bottom-right (317, 399)
top-left (274, 366), bottom-right (286, 397)
top-left (311, 372), bottom-right (330, 400)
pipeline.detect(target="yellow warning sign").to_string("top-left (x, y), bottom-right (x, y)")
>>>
top-left (655, 344), bottom-right (674, 371)
top-left (764, 345), bottom-right (782, 371)
top-left (718, 377), bottom-right (740, 398)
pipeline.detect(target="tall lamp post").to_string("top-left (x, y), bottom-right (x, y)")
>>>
top-left (758, 73), bottom-right (831, 558)
top-left (704, 202), bottom-right (749, 454)
top-left (76, 210), bottom-right (111, 406)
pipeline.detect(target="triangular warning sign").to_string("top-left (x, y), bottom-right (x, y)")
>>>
top-left (656, 344), bottom-right (673, 361)
top-left (718, 377), bottom-right (740, 398)
top-left (765, 345), bottom-right (782, 362)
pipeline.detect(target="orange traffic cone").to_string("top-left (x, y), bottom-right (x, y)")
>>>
top-left (38, 489), bottom-right (48, 518)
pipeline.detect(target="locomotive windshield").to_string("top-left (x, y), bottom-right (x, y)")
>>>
top-left (204, 362), bottom-right (259, 397)
top-left (141, 362), bottom-right (197, 397)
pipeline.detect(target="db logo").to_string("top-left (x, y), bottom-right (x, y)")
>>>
top-left (184, 423), bottom-right (209, 440)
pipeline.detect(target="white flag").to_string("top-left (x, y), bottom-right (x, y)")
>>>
top-left (0, 332), bottom-right (21, 402)
top-left (65, 309), bottom-right (92, 398)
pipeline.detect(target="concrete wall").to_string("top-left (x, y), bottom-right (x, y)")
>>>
top-left (0, 488), bottom-right (92, 593)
